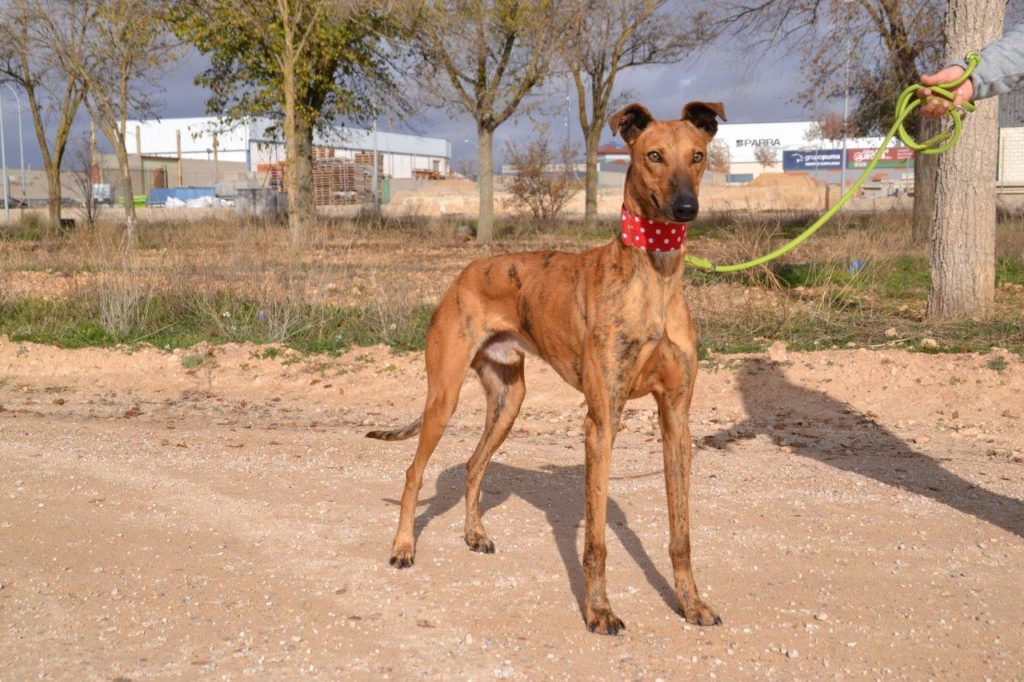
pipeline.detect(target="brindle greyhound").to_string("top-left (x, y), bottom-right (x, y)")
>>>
top-left (368, 100), bottom-right (727, 634)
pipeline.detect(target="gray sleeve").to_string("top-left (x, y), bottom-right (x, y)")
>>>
top-left (970, 23), bottom-right (1024, 100)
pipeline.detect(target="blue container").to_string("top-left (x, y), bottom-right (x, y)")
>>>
top-left (147, 187), bottom-right (216, 206)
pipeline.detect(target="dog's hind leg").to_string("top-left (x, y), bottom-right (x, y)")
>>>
top-left (390, 304), bottom-right (475, 568)
top-left (463, 355), bottom-right (526, 553)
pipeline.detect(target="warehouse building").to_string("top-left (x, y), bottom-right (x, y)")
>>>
top-left (600, 116), bottom-right (1024, 190)
top-left (122, 116), bottom-right (452, 180)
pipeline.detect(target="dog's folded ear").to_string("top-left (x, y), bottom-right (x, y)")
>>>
top-left (682, 101), bottom-right (727, 138)
top-left (609, 103), bottom-right (654, 144)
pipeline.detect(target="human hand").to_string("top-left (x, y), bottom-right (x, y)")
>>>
top-left (918, 66), bottom-right (974, 119)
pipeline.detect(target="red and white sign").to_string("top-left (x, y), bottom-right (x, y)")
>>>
top-left (847, 147), bottom-right (915, 168)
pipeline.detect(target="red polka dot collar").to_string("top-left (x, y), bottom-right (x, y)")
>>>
top-left (619, 205), bottom-right (687, 252)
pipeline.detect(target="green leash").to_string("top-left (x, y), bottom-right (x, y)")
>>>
top-left (685, 52), bottom-right (982, 273)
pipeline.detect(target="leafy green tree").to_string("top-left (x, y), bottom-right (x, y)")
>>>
top-left (169, 0), bottom-right (399, 245)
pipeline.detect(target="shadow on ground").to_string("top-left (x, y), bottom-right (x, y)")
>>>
top-left (396, 461), bottom-right (677, 619)
top-left (711, 358), bottom-right (1024, 539)
top-left (383, 357), bottom-right (1023, 621)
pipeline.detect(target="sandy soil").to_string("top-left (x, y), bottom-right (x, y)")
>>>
top-left (1, 337), bottom-right (1022, 680)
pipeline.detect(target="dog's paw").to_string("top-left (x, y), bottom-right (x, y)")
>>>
top-left (389, 544), bottom-right (415, 569)
top-left (683, 600), bottom-right (721, 627)
top-left (464, 531), bottom-right (495, 554)
top-left (586, 608), bottom-right (626, 635)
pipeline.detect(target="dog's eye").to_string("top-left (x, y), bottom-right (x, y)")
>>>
top-left (646, 150), bottom-right (662, 163)
top-left (692, 151), bottom-right (705, 163)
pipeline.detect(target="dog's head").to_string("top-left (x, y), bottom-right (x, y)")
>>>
top-left (609, 101), bottom-right (727, 223)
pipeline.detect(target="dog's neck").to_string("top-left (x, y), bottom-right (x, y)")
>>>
top-left (619, 197), bottom-right (687, 277)
top-left (618, 204), bottom-right (686, 252)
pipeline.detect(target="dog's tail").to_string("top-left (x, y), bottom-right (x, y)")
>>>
top-left (365, 417), bottom-right (422, 441)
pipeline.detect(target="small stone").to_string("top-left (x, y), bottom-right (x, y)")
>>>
top-left (1001, 409), bottom-right (1019, 419)
top-left (911, 435), bottom-right (931, 445)
top-left (920, 338), bottom-right (938, 349)
top-left (767, 341), bottom-right (788, 363)
top-left (786, 649), bottom-right (799, 658)
top-left (814, 612), bottom-right (829, 621)
top-left (884, 327), bottom-right (898, 338)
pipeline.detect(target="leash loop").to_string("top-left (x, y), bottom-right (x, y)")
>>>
top-left (686, 52), bottom-right (981, 273)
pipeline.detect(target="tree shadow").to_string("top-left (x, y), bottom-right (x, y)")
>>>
top-left (389, 461), bottom-right (677, 617)
top-left (713, 358), bottom-right (1023, 538)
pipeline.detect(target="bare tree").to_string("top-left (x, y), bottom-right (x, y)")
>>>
top-left (68, 134), bottom-right (98, 229)
top-left (70, 0), bottom-right (178, 241)
top-left (753, 145), bottom-right (779, 169)
top-left (405, 1), bottom-right (563, 243)
top-left (804, 112), bottom-right (862, 146)
top-left (504, 125), bottom-right (580, 221)
top-left (712, 0), bottom-right (943, 239)
top-left (0, 0), bottom-right (92, 229)
top-left (707, 138), bottom-right (730, 182)
top-left (927, 1), bottom-right (1003, 320)
top-left (561, 0), bottom-right (704, 228)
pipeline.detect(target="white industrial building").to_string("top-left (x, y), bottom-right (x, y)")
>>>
top-left (599, 120), bottom-right (893, 183)
top-left (123, 116), bottom-right (452, 179)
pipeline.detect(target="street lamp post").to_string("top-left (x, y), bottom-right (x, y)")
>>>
top-left (3, 84), bottom-right (25, 207)
top-left (840, 0), bottom-right (853, 198)
top-left (0, 95), bottom-right (8, 222)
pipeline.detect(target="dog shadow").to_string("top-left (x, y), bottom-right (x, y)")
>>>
top-left (397, 460), bottom-right (677, 617)
top-left (714, 358), bottom-right (1024, 539)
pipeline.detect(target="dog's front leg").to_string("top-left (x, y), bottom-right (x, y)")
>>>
top-left (655, 388), bottom-right (721, 626)
top-left (581, 378), bottom-right (625, 635)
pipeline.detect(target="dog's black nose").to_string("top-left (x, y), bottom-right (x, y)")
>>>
top-left (671, 195), bottom-right (699, 222)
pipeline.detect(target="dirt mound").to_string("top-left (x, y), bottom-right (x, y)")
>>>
top-left (750, 172), bottom-right (820, 188)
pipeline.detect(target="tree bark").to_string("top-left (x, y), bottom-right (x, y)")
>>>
top-left (283, 60), bottom-right (316, 247)
top-left (477, 125), bottom-right (495, 243)
top-left (46, 164), bottom-right (63, 228)
top-left (927, 0), bottom-right (1003, 320)
top-left (100, 122), bottom-right (137, 243)
top-left (911, 117), bottom-right (940, 243)
top-left (583, 126), bottom-right (600, 228)
top-left (116, 140), bottom-right (137, 242)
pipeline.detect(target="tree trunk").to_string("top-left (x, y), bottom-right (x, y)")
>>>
top-left (289, 115), bottom-right (316, 246)
top-left (927, 0), bottom-right (1003, 320)
top-left (583, 126), bottom-right (600, 228)
top-left (281, 52), bottom-right (316, 248)
top-left (45, 164), bottom-right (63, 228)
top-left (477, 125), bottom-right (495, 243)
top-left (111, 132), bottom-right (136, 243)
top-left (911, 117), bottom-right (940, 243)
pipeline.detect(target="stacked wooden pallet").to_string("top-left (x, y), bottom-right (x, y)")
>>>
top-left (256, 158), bottom-right (382, 205)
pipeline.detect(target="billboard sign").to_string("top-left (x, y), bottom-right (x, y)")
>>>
top-left (846, 147), bottom-right (915, 168)
top-left (782, 150), bottom-right (844, 171)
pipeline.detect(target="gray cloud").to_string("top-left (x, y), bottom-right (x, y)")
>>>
top-left (2, 35), bottom-right (820, 174)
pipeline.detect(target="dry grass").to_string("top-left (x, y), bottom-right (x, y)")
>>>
top-left (0, 209), bottom-right (1021, 355)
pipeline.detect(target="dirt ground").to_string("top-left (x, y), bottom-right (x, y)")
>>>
top-left (1, 337), bottom-right (1022, 680)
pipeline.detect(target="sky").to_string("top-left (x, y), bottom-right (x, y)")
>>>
top-left (0, 33), bottom-right (812, 175)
